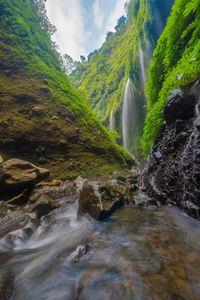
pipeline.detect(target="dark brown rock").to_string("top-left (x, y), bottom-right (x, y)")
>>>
top-left (2, 159), bottom-right (50, 191)
top-left (0, 155), bottom-right (3, 182)
top-left (29, 182), bottom-right (77, 204)
top-left (140, 80), bottom-right (200, 219)
top-left (164, 87), bottom-right (196, 124)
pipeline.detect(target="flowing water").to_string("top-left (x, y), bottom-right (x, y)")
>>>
top-left (122, 78), bottom-right (133, 150)
top-left (138, 46), bottom-right (146, 89)
top-left (1, 192), bottom-right (200, 300)
top-left (121, 78), bottom-right (147, 158)
top-left (109, 109), bottom-right (115, 132)
top-left (180, 93), bottom-right (200, 210)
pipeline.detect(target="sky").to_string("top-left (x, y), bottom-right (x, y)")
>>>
top-left (46, 0), bottom-right (127, 61)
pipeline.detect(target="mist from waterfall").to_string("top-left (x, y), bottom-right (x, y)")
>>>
top-left (109, 109), bottom-right (115, 132)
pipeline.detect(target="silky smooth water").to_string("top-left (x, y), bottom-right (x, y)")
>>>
top-left (122, 78), bottom-right (133, 150)
top-left (110, 109), bottom-right (115, 132)
top-left (138, 46), bottom-right (146, 88)
top-left (1, 196), bottom-right (200, 300)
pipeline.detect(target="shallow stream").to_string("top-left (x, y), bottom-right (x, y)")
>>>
top-left (1, 193), bottom-right (200, 300)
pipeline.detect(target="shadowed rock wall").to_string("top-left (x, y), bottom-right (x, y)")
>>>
top-left (140, 80), bottom-right (200, 219)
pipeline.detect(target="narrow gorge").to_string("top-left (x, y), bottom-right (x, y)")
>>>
top-left (0, 0), bottom-right (200, 299)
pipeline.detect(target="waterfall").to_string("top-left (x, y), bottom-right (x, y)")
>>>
top-left (122, 78), bottom-right (132, 150)
top-left (138, 45), bottom-right (148, 107)
top-left (109, 109), bottom-right (115, 131)
top-left (138, 46), bottom-right (146, 88)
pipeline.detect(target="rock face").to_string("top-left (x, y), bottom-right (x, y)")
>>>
top-left (140, 80), bottom-right (200, 219)
top-left (0, 156), bottom-right (3, 182)
top-left (2, 159), bottom-right (49, 191)
top-left (164, 87), bottom-right (196, 123)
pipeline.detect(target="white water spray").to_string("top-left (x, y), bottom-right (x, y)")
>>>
top-left (109, 109), bottom-right (115, 131)
top-left (138, 46), bottom-right (146, 88)
top-left (122, 78), bottom-right (133, 150)
top-left (138, 45), bottom-right (148, 107)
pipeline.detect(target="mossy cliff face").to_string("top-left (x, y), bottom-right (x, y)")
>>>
top-left (141, 0), bottom-right (200, 156)
top-left (0, 0), bottom-right (133, 179)
top-left (70, 0), bottom-right (174, 157)
top-left (140, 80), bottom-right (200, 219)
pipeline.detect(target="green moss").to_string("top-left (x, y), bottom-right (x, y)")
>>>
top-left (70, 0), bottom-right (174, 155)
top-left (0, 0), bottom-right (135, 176)
top-left (141, 0), bottom-right (200, 156)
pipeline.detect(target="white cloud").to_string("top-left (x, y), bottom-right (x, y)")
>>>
top-left (45, 0), bottom-right (127, 61)
top-left (46, 0), bottom-right (87, 61)
top-left (93, 0), bottom-right (104, 30)
top-left (105, 0), bottom-right (127, 33)
top-left (95, 0), bottom-right (127, 50)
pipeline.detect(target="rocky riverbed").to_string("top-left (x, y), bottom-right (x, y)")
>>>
top-left (1, 180), bottom-right (200, 300)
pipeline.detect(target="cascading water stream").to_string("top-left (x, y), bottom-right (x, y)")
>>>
top-left (122, 78), bottom-right (132, 150)
top-left (109, 109), bottom-right (115, 132)
top-left (138, 46), bottom-right (146, 88)
top-left (138, 46), bottom-right (148, 108)
top-left (1, 193), bottom-right (200, 299)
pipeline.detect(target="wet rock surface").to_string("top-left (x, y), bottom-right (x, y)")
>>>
top-left (164, 86), bottom-right (196, 123)
top-left (134, 193), bottom-right (159, 207)
top-left (0, 155), bottom-right (3, 183)
top-left (0, 167), bottom-right (140, 237)
top-left (0, 209), bottom-right (29, 238)
top-left (79, 168), bottom-right (140, 220)
top-left (31, 195), bottom-right (60, 218)
top-left (71, 244), bottom-right (90, 263)
top-left (29, 181), bottom-right (76, 204)
top-left (140, 80), bottom-right (200, 219)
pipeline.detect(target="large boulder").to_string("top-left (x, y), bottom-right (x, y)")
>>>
top-left (2, 159), bottom-right (49, 191)
top-left (164, 87), bottom-right (196, 124)
top-left (79, 179), bottom-right (135, 220)
top-left (79, 182), bottom-right (102, 220)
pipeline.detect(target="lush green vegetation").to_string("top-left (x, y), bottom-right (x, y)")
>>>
top-left (0, 0), bottom-right (134, 177)
top-left (141, 0), bottom-right (200, 156)
top-left (70, 0), bottom-right (174, 155)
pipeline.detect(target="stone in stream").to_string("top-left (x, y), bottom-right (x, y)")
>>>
top-left (79, 182), bottom-right (102, 220)
top-left (79, 176), bottom-right (136, 220)
top-left (31, 195), bottom-right (60, 218)
top-left (72, 244), bottom-right (89, 263)
top-left (2, 158), bottom-right (50, 192)
top-left (0, 210), bottom-right (29, 238)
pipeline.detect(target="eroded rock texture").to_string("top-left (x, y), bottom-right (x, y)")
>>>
top-left (140, 80), bottom-right (200, 219)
